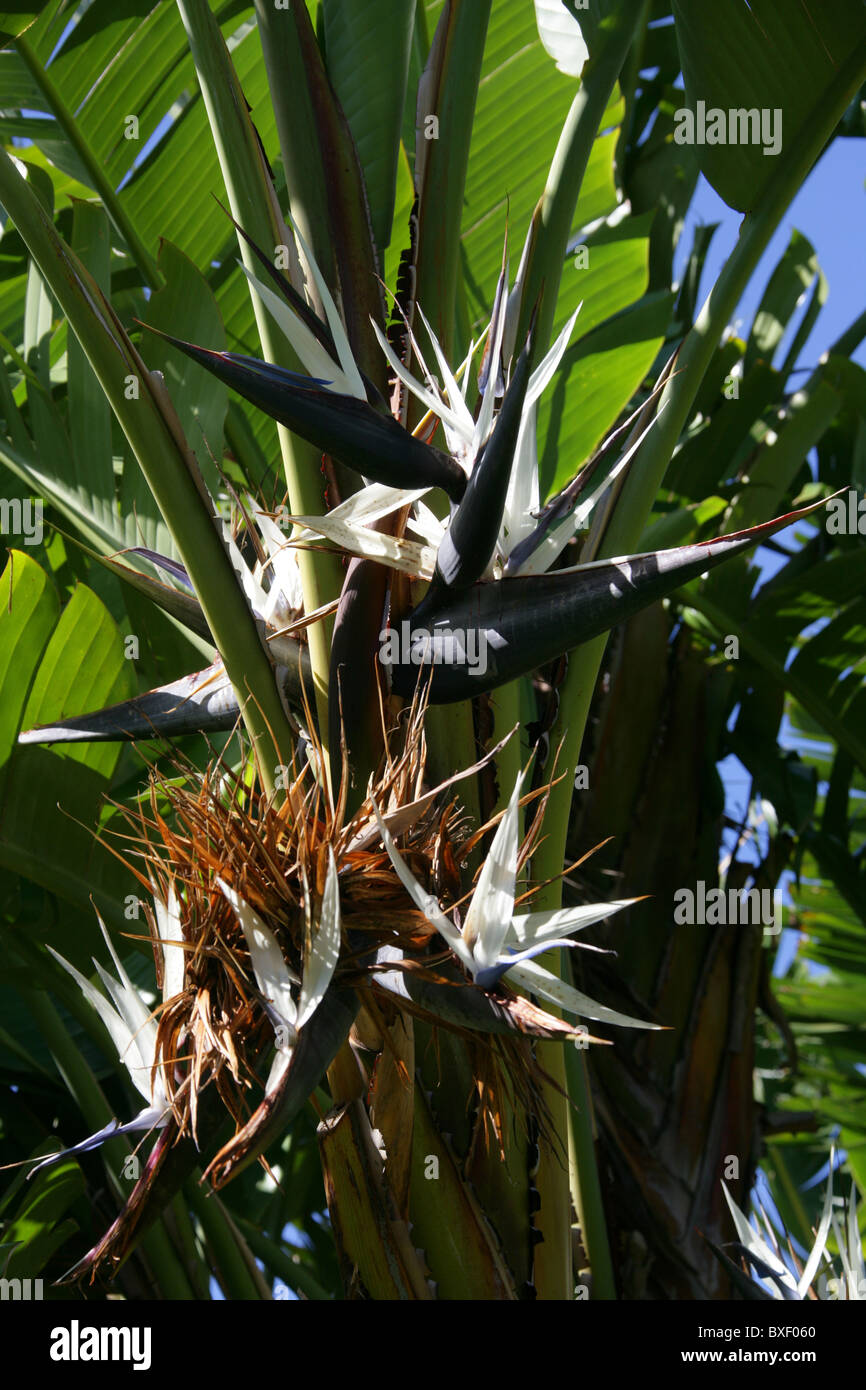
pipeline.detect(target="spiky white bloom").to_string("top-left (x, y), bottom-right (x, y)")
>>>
top-left (723, 1150), bottom-right (865, 1300)
top-left (216, 848), bottom-right (341, 1094)
top-left (372, 772), bottom-right (659, 1030)
top-left (30, 888), bottom-right (185, 1176)
top-left (248, 209), bottom-right (656, 584)
top-left (220, 498), bottom-right (304, 630)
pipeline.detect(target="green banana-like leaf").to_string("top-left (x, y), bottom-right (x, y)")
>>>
top-left (0, 550), bottom-right (133, 916)
top-left (321, 0), bottom-right (416, 258)
top-left (0, 3), bottom-right (45, 48)
top-left (671, 0), bottom-right (866, 212)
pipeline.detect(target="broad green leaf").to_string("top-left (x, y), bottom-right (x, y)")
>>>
top-left (0, 550), bottom-right (134, 914)
top-left (4, 2), bottom-right (264, 274)
top-left (67, 200), bottom-right (115, 542)
top-left (139, 237), bottom-right (227, 490)
top-left (747, 230), bottom-right (819, 371)
top-left (1, 1155), bottom-right (83, 1279)
top-left (539, 290), bottom-right (671, 494)
top-left (671, 0), bottom-right (866, 211)
top-left (460, 0), bottom-right (622, 334)
top-left (321, 0), bottom-right (416, 256)
top-left (0, 3), bottom-right (46, 47)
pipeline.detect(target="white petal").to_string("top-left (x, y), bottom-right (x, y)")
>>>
top-left (464, 771), bottom-right (524, 972)
top-left (509, 898), bottom-right (638, 947)
top-left (722, 1185), bottom-right (796, 1299)
top-left (506, 958), bottom-right (663, 1029)
top-left (46, 945), bottom-right (138, 1090)
top-left (93, 917), bottom-right (160, 1100)
top-left (283, 211), bottom-right (366, 400)
top-left (152, 883), bottom-right (185, 1003)
top-left (406, 499), bottom-right (446, 548)
top-left (371, 796), bottom-right (474, 971)
top-left (297, 847), bottom-right (342, 1030)
top-left (222, 519), bottom-right (270, 617)
top-left (93, 962), bottom-right (159, 1104)
top-left (315, 482), bottom-right (430, 530)
top-left (797, 1163), bottom-right (837, 1299)
top-left (217, 878), bottom-right (299, 1031)
top-left (238, 262), bottom-right (355, 395)
top-left (502, 401), bottom-right (540, 555)
top-left (251, 506), bottom-right (305, 614)
top-left (526, 306), bottom-right (581, 409)
top-left (847, 1182), bottom-right (865, 1292)
top-left (27, 1105), bottom-right (170, 1178)
top-left (516, 408), bottom-right (663, 576)
top-left (416, 305), bottom-right (476, 439)
top-left (371, 320), bottom-right (471, 440)
top-left (534, 0), bottom-right (589, 77)
top-left (472, 273), bottom-right (508, 457)
top-left (288, 512), bottom-right (436, 578)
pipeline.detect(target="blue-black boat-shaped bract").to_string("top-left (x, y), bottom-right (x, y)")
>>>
top-left (143, 329), bottom-right (468, 503)
top-left (388, 501), bottom-right (829, 703)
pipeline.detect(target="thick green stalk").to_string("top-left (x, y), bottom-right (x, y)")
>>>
top-left (514, 1), bottom-right (640, 361)
top-left (564, 1018), bottom-right (616, 1299)
top-left (529, 27), bottom-right (866, 1295)
top-left (15, 34), bottom-right (163, 289)
top-left (412, 0), bottom-right (492, 361)
top-left (489, 680), bottom-right (523, 816)
top-left (177, 0), bottom-right (343, 761)
top-left (509, 0), bottom-right (642, 1300)
top-left (0, 146), bottom-right (297, 792)
top-left (253, 0), bottom-right (337, 302)
top-left (410, 0), bottom-right (492, 846)
top-left (235, 1216), bottom-right (334, 1300)
top-left (184, 1182), bottom-right (271, 1300)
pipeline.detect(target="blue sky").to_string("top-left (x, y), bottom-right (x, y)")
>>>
top-left (673, 137), bottom-right (866, 976)
top-left (675, 136), bottom-right (866, 372)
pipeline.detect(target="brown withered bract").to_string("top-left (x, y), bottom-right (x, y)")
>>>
top-left (63, 699), bottom-right (595, 1281)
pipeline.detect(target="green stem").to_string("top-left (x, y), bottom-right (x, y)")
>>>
top-left (511, 0), bottom-right (642, 1300)
top-left (177, 0), bottom-right (343, 763)
top-left (253, 0), bottom-right (337, 305)
top-left (410, 0), bottom-right (492, 851)
top-left (564, 1008), bottom-right (616, 1299)
top-left (489, 680), bottom-right (523, 816)
top-left (514, 0), bottom-right (640, 360)
top-left (424, 703), bottom-right (482, 848)
top-left (0, 145), bottom-right (297, 792)
top-left (412, 0), bottom-right (492, 363)
top-left (15, 35), bottom-right (163, 289)
top-left (184, 1181), bottom-right (271, 1300)
top-left (235, 1216), bottom-right (334, 1300)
